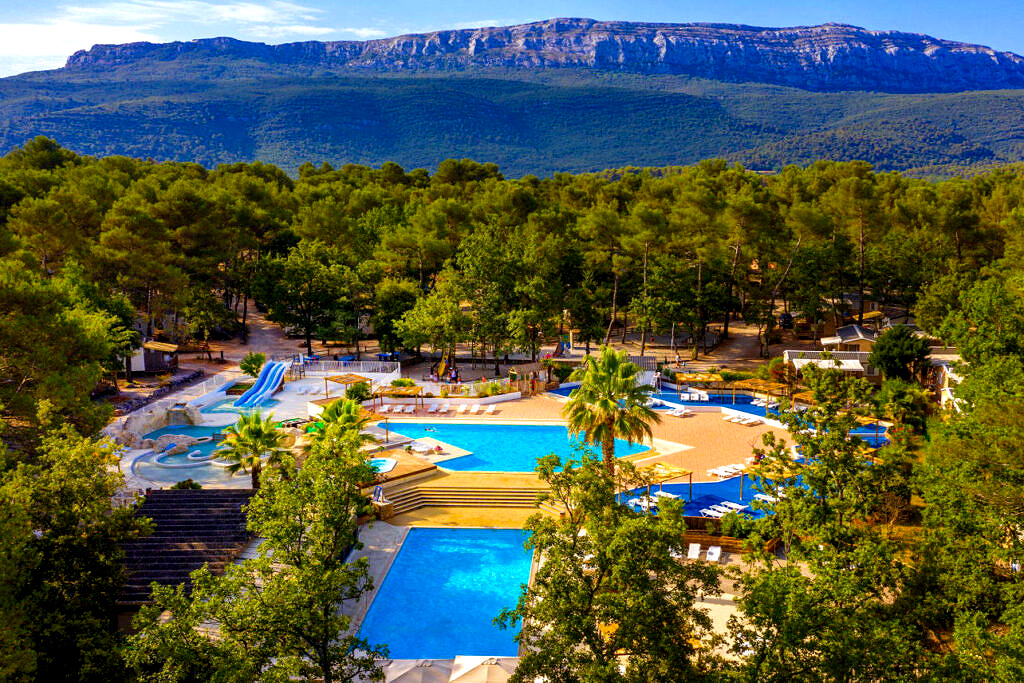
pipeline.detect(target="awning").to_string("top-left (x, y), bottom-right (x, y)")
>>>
top-left (790, 358), bottom-right (863, 372)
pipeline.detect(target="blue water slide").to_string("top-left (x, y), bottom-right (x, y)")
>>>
top-left (234, 361), bottom-right (288, 408)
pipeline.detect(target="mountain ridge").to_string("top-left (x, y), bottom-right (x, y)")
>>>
top-left (63, 17), bottom-right (1024, 94)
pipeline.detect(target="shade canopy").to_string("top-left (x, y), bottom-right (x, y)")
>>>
top-left (326, 373), bottom-right (370, 386)
top-left (374, 385), bottom-right (423, 398)
top-left (674, 372), bottom-right (724, 384)
top-left (384, 659), bottom-right (452, 683)
top-left (790, 358), bottom-right (864, 372)
top-left (636, 462), bottom-right (692, 484)
top-left (448, 657), bottom-right (517, 683)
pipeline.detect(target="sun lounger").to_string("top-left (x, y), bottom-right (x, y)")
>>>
top-left (457, 404), bottom-right (469, 414)
top-left (653, 490), bottom-right (679, 499)
top-left (438, 403), bottom-right (450, 413)
top-left (377, 404), bottom-right (390, 414)
top-left (700, 508), bottom-right (725, 518)
top-left (427, 403), bottom-right (438, 414)
top-left (687, 543), bottom-right (702, 560)
top-left (469, 404), bottom-right (481, 415)
top-left (404, 405), bottom-right (415, 414)
top-left (706, 546), bottom-right (722, 562)
top-left (753, 493), bottom-right (778, 503)
top-left (699, 394), bottom-right (710, 402)
top-left (709, 504), bottom-right (733, 515)
top-left (719, 501), bottom-right (749, 512)
top-left (483, 404), bottom-right (497, 415)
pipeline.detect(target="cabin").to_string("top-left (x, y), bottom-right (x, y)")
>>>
top-left (129, 341), bottom-right (180, 374)
top-left (820, 325), bottom-right (877, 352)
top-left (782, 349), bottom-right (882, 383)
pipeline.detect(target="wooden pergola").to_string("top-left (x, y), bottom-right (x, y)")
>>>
top-left (635, 462), bottom-right (694, 501)
top-left (722, 378), bottom-right (790, 407)
top-left (674, 372), bottom-right (724, 385)
top-left (372, 385), bottom-right (423, 409)
top-left (323, 373), bottom-right (370, 398)
top-left (791, 390), bottom-right (816, 406)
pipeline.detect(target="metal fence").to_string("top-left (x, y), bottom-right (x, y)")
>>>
top-left (296, 360), bottom-right (402, 376)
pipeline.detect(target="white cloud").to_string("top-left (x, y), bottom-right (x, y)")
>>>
top-left (0, 20), bottom-right (161, 58)
top-left (0, 1), bottom-right (338, 75)
top-left (335, 27), bottom-right (388, 39)
top-left (450, 20), bottom-right (501, 30)
top-left (62, 1), bottom-right (324, 27)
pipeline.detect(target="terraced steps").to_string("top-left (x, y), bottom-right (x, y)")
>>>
top-left (385, 485), bottom-right (546, 514)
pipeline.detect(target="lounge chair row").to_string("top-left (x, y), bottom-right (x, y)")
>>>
top-left (722, 414), bottom-right (763, 426)
top-left (667, 406), bottom-right (694, 417)
top-left (751, 399), bottom-right (779, 409)
top-left (706, 463), bottom-right (746, 478)
top-left (672, 542), bottom-right (722, 563)
top-left (376, 403), bottom-right (498, 416)
top-left (699, 500), bottom-right (749, 518)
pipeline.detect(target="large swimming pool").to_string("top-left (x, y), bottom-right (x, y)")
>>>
top-left (386, 422), bottom-right (649, 472)
top-left (358, 528), bottom-right (532, 659)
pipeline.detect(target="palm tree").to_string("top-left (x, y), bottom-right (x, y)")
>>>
top-left (313, 398), bottom-right (378, 449)
top-left (215, 411), bottom-right (289, 489)
top-left (563, 346), bottom-right (661, 475)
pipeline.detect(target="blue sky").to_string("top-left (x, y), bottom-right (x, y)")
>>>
top-left (1, 0), bottom-right (1023, 77)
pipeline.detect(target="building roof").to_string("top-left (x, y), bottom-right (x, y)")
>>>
top-left (820, 325), bottom-right (877, 347)
top-left (142, 341), bottom-right (179, 353)
top-left (118, 489), bottom-right (254, 606)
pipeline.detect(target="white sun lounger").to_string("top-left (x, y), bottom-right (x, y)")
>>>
top-left (706, 546), bottom-right (722, 562)
top-left (699, 394), bottom-right (710, 402)
top-left (483, 404), bottom-right (497, 415)
top-left (404, 405), bottom-right (415, 414)
top-left (753, 493), bottom-right (778, 503)
top-left (700, 508), bottom-right (725, 518)
top-left (687, 543), bottom-right (702, 560)
top-left (719, 501), bottom-right (749, 512)
top-left (744, 419), bottom-right (763, 427)
top-left (377, 404), bottom-right (390, 414)
top-left (653, 490), bottom-right (679, 499)
top-left (427, 403), bottom-right (438, 413)
top-left (438, 403), bottom-right (450, 413)
top-left (457, 404), bottom-right (469, 414)
top-left (709, 504), bottom-right (733, 515)
top-left (469, 404), bottom-right (481, 415)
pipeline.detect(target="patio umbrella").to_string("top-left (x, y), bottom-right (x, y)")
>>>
top-left (386, 659), bottom-right (452, 683)
top-left (448, 656), bottom-right (518, 682)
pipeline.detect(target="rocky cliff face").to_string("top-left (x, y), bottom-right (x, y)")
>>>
top-left (65, 18), bottom-right (1024, 93)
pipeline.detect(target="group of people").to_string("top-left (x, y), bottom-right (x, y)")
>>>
top-left (428, 366), bottom-right (461, 384)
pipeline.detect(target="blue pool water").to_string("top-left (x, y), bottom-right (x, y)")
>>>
top-left (386, 422), bottom-right (649, 472)
top-left (358, 528), bottom-right (532, 659)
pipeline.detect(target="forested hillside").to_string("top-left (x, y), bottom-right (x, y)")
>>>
top-left (3, 63), bottom-right (1024, 176)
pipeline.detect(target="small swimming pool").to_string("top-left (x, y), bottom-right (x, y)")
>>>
top-left (132, 424), bottom-right (242, 486)
top-left (368, 457), bottom-right (398, 473)
top-left (358, 528), bottom-right (532, 659)
top-left (386, 422), bottom-right (649, 472)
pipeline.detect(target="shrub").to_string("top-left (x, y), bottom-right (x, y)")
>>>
top-left (720, 370), bottom-right (755, 382)
top-left (440, 386), bottom-right (449, 398)
top-left (551, 362), bottom-right (574, 382)
top-left (240, 351), bottom-right (266, 378)
top-left (171, 478), bottom-right (202, 490)
top-left (345, 382), bottom-right (371, 403)
top-left (391, 378), bottom-right (415, 387)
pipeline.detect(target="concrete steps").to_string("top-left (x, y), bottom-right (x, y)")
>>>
top-left (386, 485), bottom-right (545, 514)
